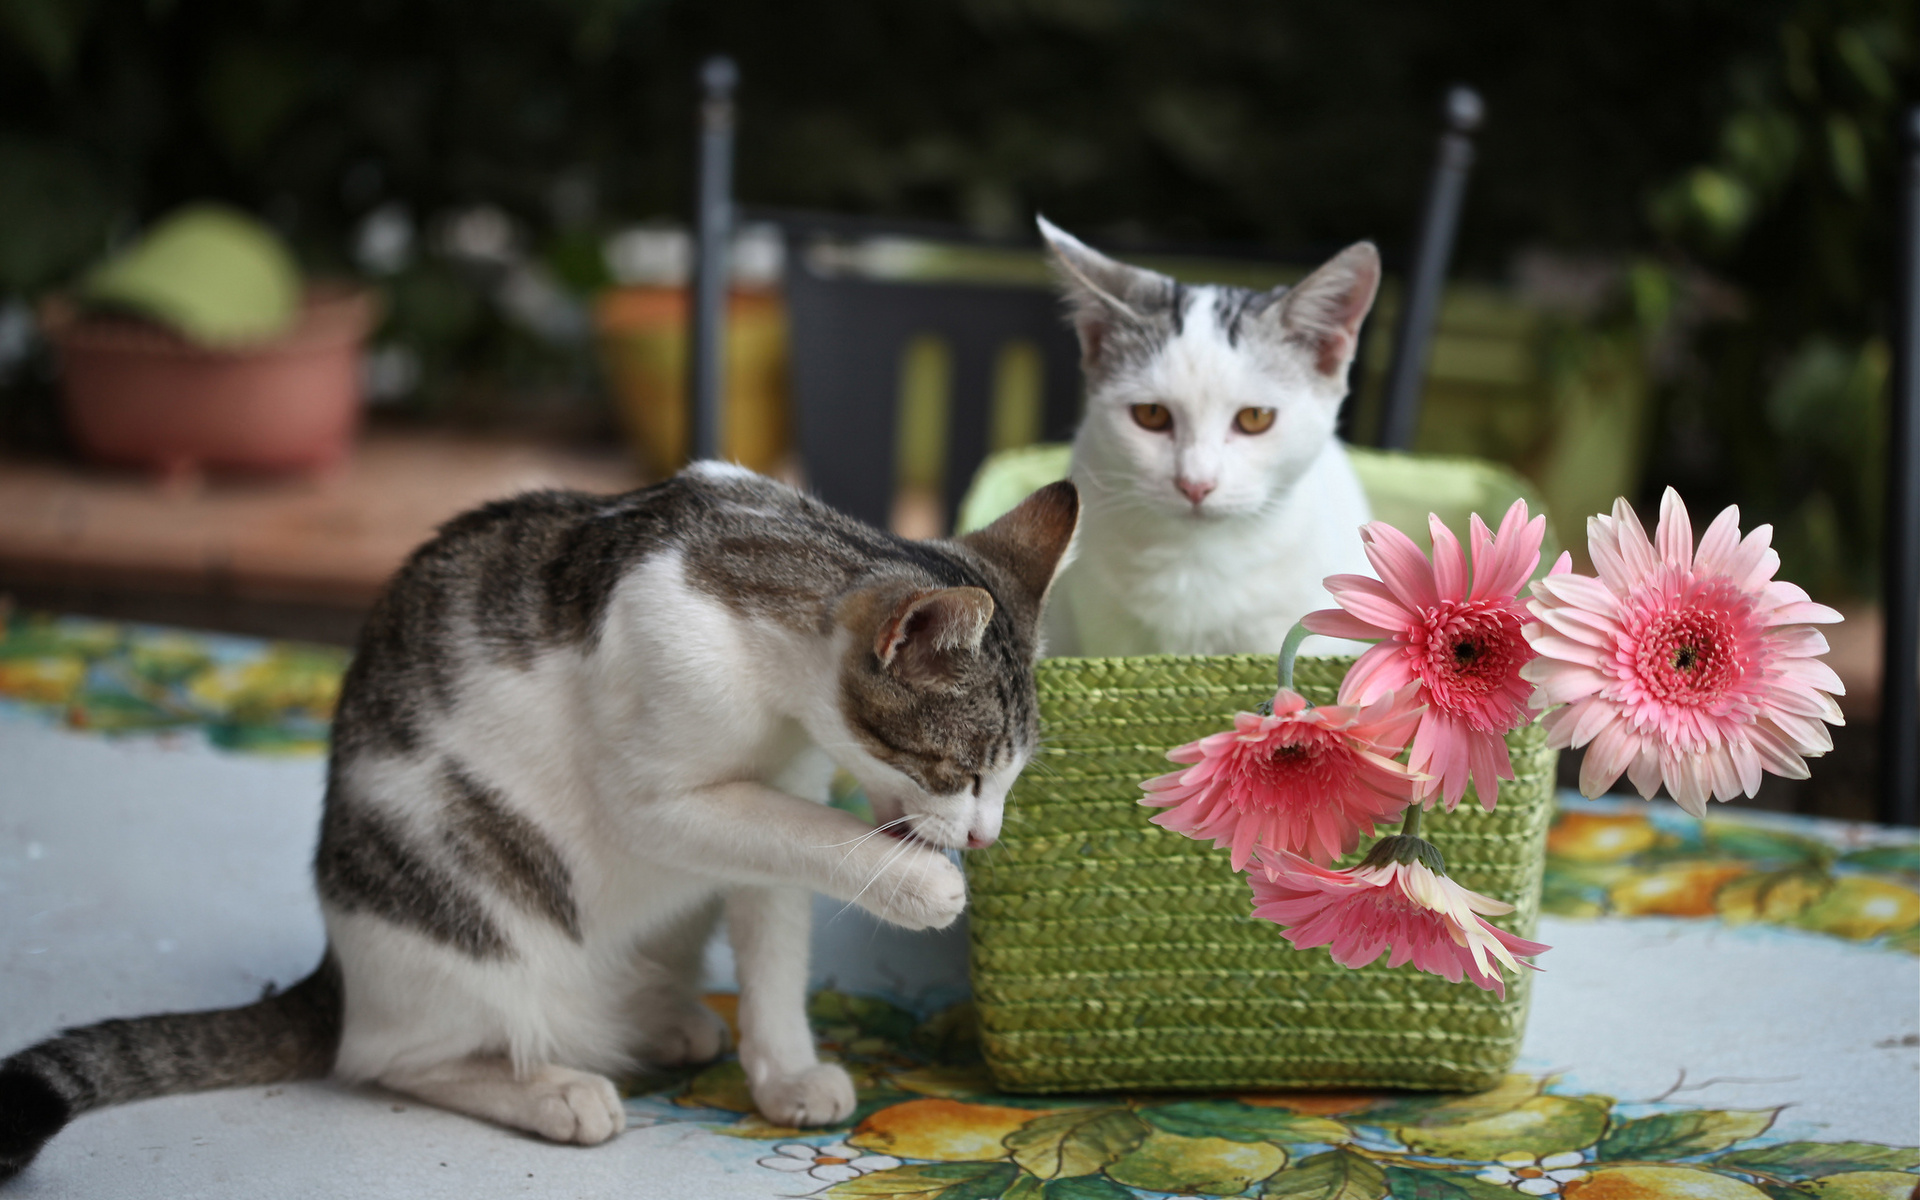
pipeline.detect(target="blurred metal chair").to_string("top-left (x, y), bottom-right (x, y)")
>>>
top-left (772, 214), bottom-right (1084, 532)
top-left (687, 71), bottom-right (1486, 533)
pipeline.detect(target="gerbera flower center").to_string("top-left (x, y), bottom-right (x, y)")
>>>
top-left (1228, 727), bottom-right (1355, 813)
top-left (1627, 595), bottom-right (1747, 708)
top-left (1405, 600), bottom-right (1534, 731)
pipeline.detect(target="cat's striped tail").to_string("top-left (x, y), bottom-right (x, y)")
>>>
top-left (0, 955), bottom-right (342, 1181)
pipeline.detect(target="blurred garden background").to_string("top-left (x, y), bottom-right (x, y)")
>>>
top-left (0, 0), bottom-right (1911, 815)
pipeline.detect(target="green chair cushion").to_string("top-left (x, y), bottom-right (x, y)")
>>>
top-left (956, 442), bottom-right (1561, 563)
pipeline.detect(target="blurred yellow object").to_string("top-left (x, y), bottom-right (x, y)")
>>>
top-left (595, 287), bottom-right (789, 478)
top-left (1607, 862), bottom-right (1752, 917)
top-left (0, 658), bottom-right (86, 704)
top-left (188, 648), bottom-right (343, 722)
top-left (1792, 876), bottom-right (1920, 941)
top-left (1546, 810), bottom-right (1660, 862)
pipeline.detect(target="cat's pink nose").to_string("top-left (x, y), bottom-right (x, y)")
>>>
top-left (1176, 477), bottom-right (1215, 506)
top-left (967, 832), bottom-right (995, 849)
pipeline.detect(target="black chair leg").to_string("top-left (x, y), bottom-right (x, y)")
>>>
top-left (1376, 86), bottom-right (1483, 453)
top-left (1881, 107), bottom-right (1920, 826)
top-left (689, 56), bottom-right (737, 464)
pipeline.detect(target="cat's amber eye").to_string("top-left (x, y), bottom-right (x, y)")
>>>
top-left (1234, 407), bottom-right (1277, 434)
top-left (1131, 403), bottom-right (1173, 432)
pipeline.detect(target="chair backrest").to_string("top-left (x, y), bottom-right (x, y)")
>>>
top-left (777, 217), bottom-right (1084, 532)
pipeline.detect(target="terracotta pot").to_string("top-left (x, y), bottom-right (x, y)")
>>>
top-left (46, 284), bottom-right (377, 478)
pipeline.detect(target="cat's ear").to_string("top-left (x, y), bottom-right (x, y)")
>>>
top-left (1273, 241), bottom-right (1380, 378)
top-left (959, 480), bottom-right (1080, 608)
top-left (876, 587), bottom-right (996, 686)
top-left (1037, 216), bottom-right (1175, 364)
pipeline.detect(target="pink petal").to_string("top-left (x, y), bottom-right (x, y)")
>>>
top-left (1428, 513), bottom-right (1469, 601)
top-left (1654, 487), bottom-right (1694, 570)
top-left (1324, 574), bottom-right (1419, 632)
top-left (1766, 710), bottom-right (1834, 755)
top-left (1720, 744), bottom-right (1751, 798)
top-left (1362, 522), bottom-right (1442, 613)
top-left (1610, 495), bottom-right (1660, 583)
top-left (1773, 655), bottom-right (1845, 696)
top-left (1528, 634), bottom-right (1606, 670)
top-left (1337, 643), bottom-right (1419, 705)
top-left (1729, 738), bottom-right (1764, 796)
top-left (1532, 604), bottom-right (1618, 649)
top-left (1470, 502), bottom-right (1545, 603)
top-left (1530, 662), bottom-right (1610, 706)
top-left (1763, 682), bottom-right (1841, 721)
top-left (1531, 572), bottom-right (1620, 614)
top-left (1664, 752), bottom-right (1711, 817)
top-left (1566, 697), bottom-right (1619, 748)
top-left (1718, 524), bottom-right (1775, 591)
top-left (1769, 626), bottom-right (1831, 658)
top-left (1625, 743), bottom-right (1663, 800)
top-left (1580, 719), bottom-right (1637, 796)
top-left (1302, 607), bottom-right (1393, 641)
top-left (1765, 602), bottom-right (1845, 627)
top-left (1692, 504), bottom-right (1744, 576)
top-left (1746, 723), bottom-right (1812, 780)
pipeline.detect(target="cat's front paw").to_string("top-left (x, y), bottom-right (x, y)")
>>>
top-left (751, 1062), bottom-right (856, 1128)
top-left (523, 1066), bottom-right (627, 1145)
top-left (862, 848), bottom-right (966, 930)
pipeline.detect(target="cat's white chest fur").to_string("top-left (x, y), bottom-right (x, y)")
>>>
top-left (1049, 439), bottom-right (1371, 656)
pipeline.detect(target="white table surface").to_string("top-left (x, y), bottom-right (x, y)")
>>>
top-left (2, 716), bottom-right (1915, 1198)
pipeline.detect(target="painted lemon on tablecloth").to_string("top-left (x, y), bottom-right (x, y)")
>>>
top-left (1608, 862), bottom-right (1752, 916)
top-left (848, 1097), bottom-right (1042, 1161)
top-left (1793, 876), bottom-right (1920, 940)
top-left (1564, 1166), bottom-right (1772, 1200)
top-left (1106, 1128), bottom-right (1287, 1194)
top-left (1549, 812), bottom-right (1661, 862)
top-left (1801, 1171), bottom-right (1920, 1200)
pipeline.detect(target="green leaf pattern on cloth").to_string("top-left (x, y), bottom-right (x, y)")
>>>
top-left (616, 988), bottom-right (1918, 1200)
top-left (3, 614), bottom-right (1914, 1198)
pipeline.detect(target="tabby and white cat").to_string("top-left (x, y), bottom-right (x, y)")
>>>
top-left (1037, 218), bottom-right (1379, 656)
top-left (0, 465), bottom-right (1078, 1175)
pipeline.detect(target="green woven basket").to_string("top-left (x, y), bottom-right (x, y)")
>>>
top-left (966, 653), bottom-right (1557, 1095)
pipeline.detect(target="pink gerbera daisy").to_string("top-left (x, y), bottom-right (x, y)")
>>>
top-left (1521, 488), bottom-right (1846, 816)
top-left (1249, 842), bottom-right (1550, 997)
top-left (1139, 687), bottom-right (1426, 869)
top-left (1303, 500), bottom-right (1565, 811)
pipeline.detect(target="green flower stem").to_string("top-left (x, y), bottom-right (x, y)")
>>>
top-left (1399, 804), bottom-right (1423, 839)
top-left (1276, 622), bottom-right (1313, 694)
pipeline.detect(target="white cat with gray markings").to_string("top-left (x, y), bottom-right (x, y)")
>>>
top-left (0, 466), bottom-right (1078, 1176)
top-left (1037, 217), bottom-right (1378, 657)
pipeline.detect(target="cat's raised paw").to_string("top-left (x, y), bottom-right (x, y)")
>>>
top-left (524, 1067), bottom-right (626, 1145)
top-left (863, 849), bottom-right (966, 931)
top-left (752, 1063), bottom-right (856, 1128)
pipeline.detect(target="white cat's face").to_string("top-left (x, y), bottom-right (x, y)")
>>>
top-left (1040, 218), bottom-right (1379, 522)
top-left (1076, 300), bottom-right (1346, 520)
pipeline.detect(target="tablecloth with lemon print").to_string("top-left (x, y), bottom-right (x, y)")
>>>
top-left (2, 610), bottom-right (1914, 1200)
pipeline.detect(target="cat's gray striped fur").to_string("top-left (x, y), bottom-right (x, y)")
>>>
top-left (0, 464), bottom-right (1078, 1177)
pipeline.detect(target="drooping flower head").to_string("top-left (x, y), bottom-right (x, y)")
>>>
top-left (1140, 687), bottom-right (1425, 869)
top-left (1304, 499), bottom-right (1564, 812)
top-left (1521, 488), bottom-right (1845, 816)
top-left (1248, 841), bottom-right (1550, 998)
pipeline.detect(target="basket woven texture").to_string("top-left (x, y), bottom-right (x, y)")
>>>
top-left (966, 653), bottom-right (1557, 1094)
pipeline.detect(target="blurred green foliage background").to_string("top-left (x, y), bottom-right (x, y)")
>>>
top-left (0, 0), bottom-right (1911, 597)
